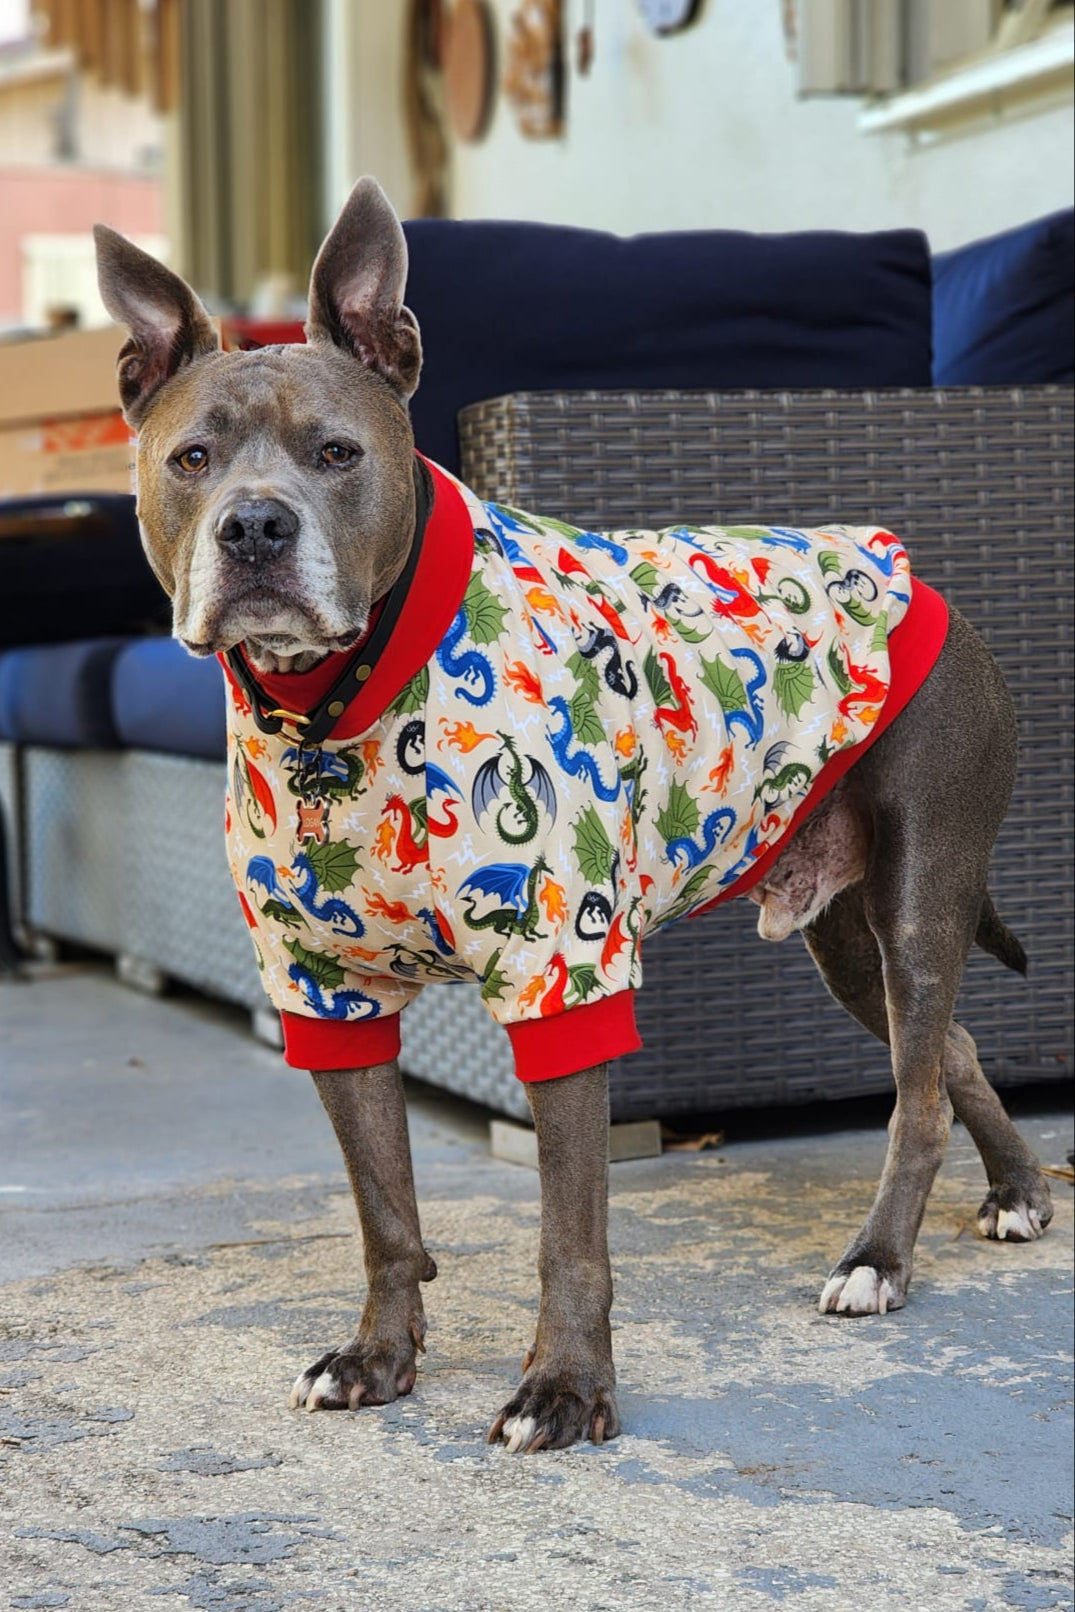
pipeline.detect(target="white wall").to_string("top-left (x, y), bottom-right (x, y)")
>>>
top-left (451, 1), bottom-right (1073, 249)
top-left (334, 1), bottom-right (1073, 251)
top-left (323, 0), bottom-right (414, 223)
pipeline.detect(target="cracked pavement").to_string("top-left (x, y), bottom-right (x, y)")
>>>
top-left (1, 962), bottom-right (1072, 1611)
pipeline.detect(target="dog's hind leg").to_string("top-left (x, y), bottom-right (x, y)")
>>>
top-left (806, 869), bottom-right (960, 1314)
top-left (290, 1060), bottom-right (438, 1412)
top-left (944, 1023), bottom-right (1052, 1242)
top-left (804, 887), bottom-right (1052, 1306)
top-left (808, 609), bottom-right (1050, 1314)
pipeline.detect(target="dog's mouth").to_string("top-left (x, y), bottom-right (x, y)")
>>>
top-left (180, 586), bottom-right (367, 665)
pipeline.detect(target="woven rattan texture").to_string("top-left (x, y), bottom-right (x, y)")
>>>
top-left (403, 982), bottom-right (529, 1120)
top-left (436, 387), bottom-right (1073, 1118)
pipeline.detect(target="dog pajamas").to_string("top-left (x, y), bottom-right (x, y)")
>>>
top-left (222, 456), bottom-right (948, 1080)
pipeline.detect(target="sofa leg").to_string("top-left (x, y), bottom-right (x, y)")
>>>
top-left (252, 1004), bottom-right (283, 1049)
top-left (117, 952), bottom-right (167, 995)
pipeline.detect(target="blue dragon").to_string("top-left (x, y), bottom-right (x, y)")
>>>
top-left (722, 648), bottom-right (767, 747)
top-left (715, 825), bottom-right (765, 892)
top-left (665, 807), bottom-right (737, 871)
top-left (546, 697), bottom-right (621, 803)
top-left (415, 906), bottom-right (454, 957)
top-left (485, 503), bottom-right (541, 540)
top-left (436, 608), bottom-right (495, 707)
top-left (425, 762), bottom-right (460, 801)
top-left (676, 524), bottom-right (812, 558)
top-left (287, 969), bottom-right (383, 1020)
top-left (575, 531), bottom-right (630, 566)
top-left (854, 532), bottom-right (903, 577)
top-left (280, 747), bottom-right (355, 789)
top-left (247, 854), bottom-right (364, 937)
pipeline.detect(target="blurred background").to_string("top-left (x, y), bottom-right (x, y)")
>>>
top-left (0, 0), bottom-right (1071, 329)
top-left (0, 2), bottom-right (1071, 1119)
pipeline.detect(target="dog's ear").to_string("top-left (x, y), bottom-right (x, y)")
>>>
top-left (93, 226), bottom-right (220, 427)
top-left (305, 177), bottom-right (421, 401)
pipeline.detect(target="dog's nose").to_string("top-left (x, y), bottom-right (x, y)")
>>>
top-left (217, 499), bottom-right (299, 564)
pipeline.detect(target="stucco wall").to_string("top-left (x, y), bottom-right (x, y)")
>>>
top-left (332, 1), bottom-right (1072, 250)
top-left (0, 168), bottom-right (162, 325)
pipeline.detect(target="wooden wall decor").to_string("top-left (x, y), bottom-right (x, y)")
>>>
top-left (444, 0), bottom-right (496, 142)
top-left (504, 0), bottom-right (564, 140)
top-left (405, 0), bottom-right (451, 214)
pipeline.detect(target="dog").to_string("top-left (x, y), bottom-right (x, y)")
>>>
top-left (94, 178), bottom-right (1053, 1454)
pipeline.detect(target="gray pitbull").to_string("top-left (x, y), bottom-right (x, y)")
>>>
top-left (94, 178), bottom-right (1053, 1454)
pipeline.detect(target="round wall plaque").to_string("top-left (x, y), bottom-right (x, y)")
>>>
top-left (445, 0), bottom-right (495, 142)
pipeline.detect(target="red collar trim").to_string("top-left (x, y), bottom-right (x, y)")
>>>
top-left (219, 455), bottom-right (474, 742)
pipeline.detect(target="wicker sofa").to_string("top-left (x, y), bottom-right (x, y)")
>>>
top-left (2, 384), bottom-right (1071, 1122)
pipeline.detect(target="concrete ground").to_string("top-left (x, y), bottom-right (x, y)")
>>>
top-left (1, 961), bottom-right (1072, 1612)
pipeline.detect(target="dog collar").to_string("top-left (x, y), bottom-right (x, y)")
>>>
top-left (224, 456), bottom-right (434, 745)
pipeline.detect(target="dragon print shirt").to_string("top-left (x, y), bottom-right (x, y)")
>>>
top-left (222, 456), bottom-right (947, 1081)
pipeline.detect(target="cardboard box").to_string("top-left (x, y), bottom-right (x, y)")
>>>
top-left (0, 325), bottom-right (133, 499)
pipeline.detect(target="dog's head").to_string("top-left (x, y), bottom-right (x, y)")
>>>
top-left (94, 178), bottom-right (421, 671)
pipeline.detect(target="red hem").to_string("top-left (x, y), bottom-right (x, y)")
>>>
top-left (281, 1009), bottom-right (401, 1071)
top-left (508, 992), bottom-right (642, 1082)
top-left (692, 578), bottom-right (950, 916)
top-left (217, 455), bottom-right (474, 741)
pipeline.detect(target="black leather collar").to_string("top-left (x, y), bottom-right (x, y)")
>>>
top-left (224, 456), bottom-right (433, 745)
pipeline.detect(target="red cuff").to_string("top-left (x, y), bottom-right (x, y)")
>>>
top-left (507, 992), bottom-right (642, 1082)
top-left (281, 1010), bottom-right (401, 1071)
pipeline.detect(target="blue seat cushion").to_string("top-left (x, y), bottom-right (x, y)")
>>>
top-left (0, 638), bottom-right (127, 748)
top-left (110, 638), bottom-right (227, 761)
top-left (403, 219), bottom-right (933, 473)
top-left (0, 493), bottom-right (169, 649)
top-left (933, 209), bottom-right (1074, 385)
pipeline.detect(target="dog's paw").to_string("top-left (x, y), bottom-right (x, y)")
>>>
top-left (976, 1182), bottom-right (1053, 1243)
top-left (289, 1339), bottom-right (418, 1412)
top-left (487, 1372), bottom-right (620, 1454)
top-left (818, 1264), bottom-right (905, 1316)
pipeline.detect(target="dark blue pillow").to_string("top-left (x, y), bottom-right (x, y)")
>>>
top-left (110, 637), bottom-right (227, 761)
top-left (403, 219), bottom-right (933, 473)
top-left (0, 638), bottom-right (127, 748)
top-left (933, 209), bottom-right (1074, 385)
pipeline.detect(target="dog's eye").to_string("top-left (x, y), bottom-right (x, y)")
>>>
top-left (320, 442), bottom-right (357, 467)
top-left (174, 445), bottom-right (209, 474)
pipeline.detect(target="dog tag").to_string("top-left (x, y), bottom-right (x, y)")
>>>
top-left (296, 798), bottom-right (331, 845)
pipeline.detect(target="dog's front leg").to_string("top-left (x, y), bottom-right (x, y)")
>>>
top-left (290, 1060), bottom-right (436, 1412)
top-left (489, 1063), bottom-right (620, 1453)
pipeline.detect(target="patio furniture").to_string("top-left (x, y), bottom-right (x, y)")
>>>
top-left (3, 385), bottom-right (1070, 1121)
top-left (398, 384), bottom-right (1075, 1118)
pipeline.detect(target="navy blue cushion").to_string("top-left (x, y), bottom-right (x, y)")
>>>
top-left (110, 638), bottom-right (227, 761)
top-left (0, 638), bottom-right (127, 748)
top-left (0, 494), bottom-right (169, 649)
top-left (403, 220), bottom-right (933, 473)
top-left (933, 209), bottom-right (1074, 385)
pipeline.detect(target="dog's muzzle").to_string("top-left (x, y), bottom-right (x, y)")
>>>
top-left (216, 498), bottom-right (299, 566)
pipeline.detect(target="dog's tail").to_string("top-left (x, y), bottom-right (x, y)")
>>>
top-left (975, 891), bottom-right (1027, 976)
